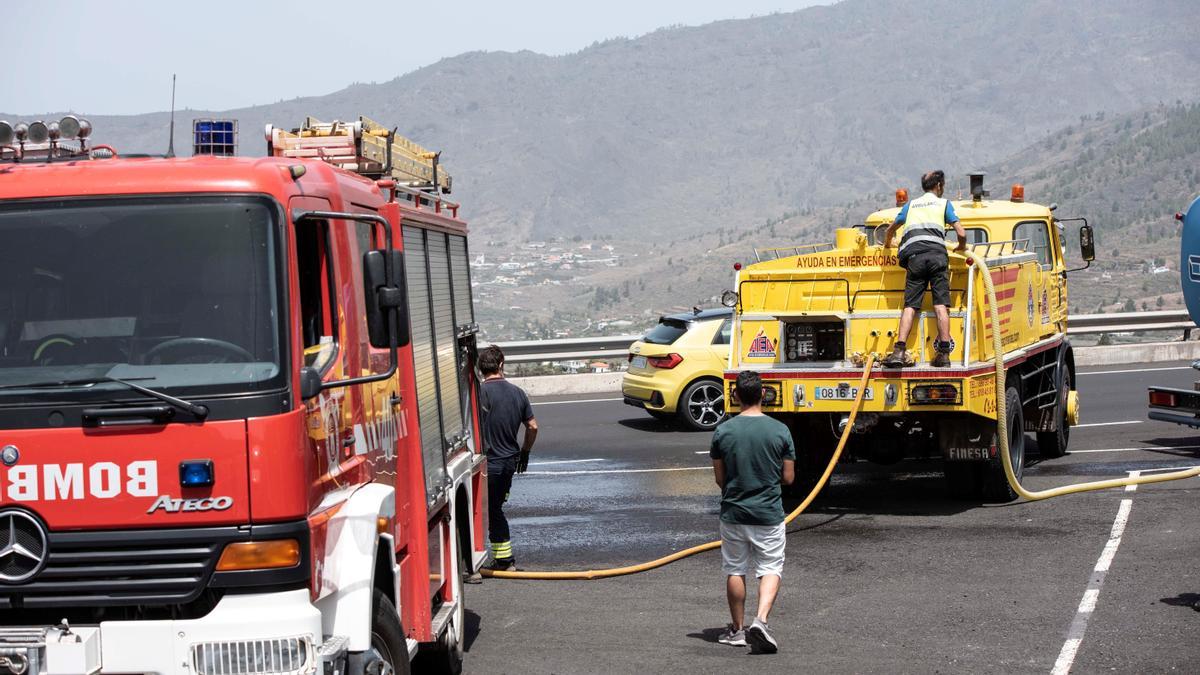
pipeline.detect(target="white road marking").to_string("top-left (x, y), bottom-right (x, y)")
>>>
top-left (1078, 366), bottom-right (1191, 376)
top-left (523, 466), bottom-right (709, 476)
top-left (1051, 498), bottom-right (1133, 675)
top-left (534, 397), bottom-right (624, 406)
top-left (1074, 420), bottom-right (1141, 428)
top-left (1125, 470), bottom-right (1141, 493)
top-left (1135, 464), bottom-right (1200, 474)
top-left (527, 458), bottom-right (606, 466)
top-left (1069, 445), bottom-right (1200, 454)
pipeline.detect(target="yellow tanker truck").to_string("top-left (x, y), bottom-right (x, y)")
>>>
top-left (723, 174), bottom-right (1096, 501)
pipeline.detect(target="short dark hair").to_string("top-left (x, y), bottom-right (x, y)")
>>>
top-left (921, 170), bottom-right (945, 192)
top-left (479, 345), bottom-right (505, 375)
top-left (735, 370), bottom-right (763, 407)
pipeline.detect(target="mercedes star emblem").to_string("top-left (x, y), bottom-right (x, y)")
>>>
top-left (0, 445), bottom-right (17, 467)
top-left (0, 510), bottom-right (48, 584)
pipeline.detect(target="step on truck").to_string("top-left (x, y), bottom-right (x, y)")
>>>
top-left (724, 174), bottom-right (1096, 501)
top-left (0, 114), bottom-right (486, 674)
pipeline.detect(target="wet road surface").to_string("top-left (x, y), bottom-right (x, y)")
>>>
top-left (462, 362), bottom-right (1200, 674)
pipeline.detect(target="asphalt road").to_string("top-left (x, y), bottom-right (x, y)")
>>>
top-left (461, 362), bottom-right (1200, 674)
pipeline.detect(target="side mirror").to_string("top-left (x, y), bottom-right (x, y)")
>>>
top-left (1079, 224), bottom-right (1096, 262)
top-left (299, 366), bottom-right (323, 400)
top-left (363, 249), bottom-right (411, 348)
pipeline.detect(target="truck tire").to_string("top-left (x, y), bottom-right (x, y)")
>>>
top-left (1036, 358), bottom-right (1071, 459)
top-left (369, 589), bottom-right (411, 675)
top-left (983, 386), bottom-right (1024, 502)
top-left (677, 379), bottom-right (726, 431)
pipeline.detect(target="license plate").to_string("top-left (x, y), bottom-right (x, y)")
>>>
top-left (947, 447), bottom-right (990, 461)
top-left (631, 356), bottom-right (648, 369)
top-left (814, 385), bottom-right (873, 401)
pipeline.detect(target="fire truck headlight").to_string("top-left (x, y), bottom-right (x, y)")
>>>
top-left (59, 115), bottom-right (86, 139)
top-left (27, 121), bottom-right (49, 144)
top-left (217, 539), bottom-right (302, 571)
top-left (192, 636), bottom-right (313, 675)
top-left (179, 459), bottom-right (215, 487)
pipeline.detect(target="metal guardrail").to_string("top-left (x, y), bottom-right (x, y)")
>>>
top-left (491, 310), bottom-right (1195, 363)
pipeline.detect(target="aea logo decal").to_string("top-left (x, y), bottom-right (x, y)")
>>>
top-left (746, 330), bottom-right (777, 359)
top-left (1189, 255), bottom-right (1200, 283)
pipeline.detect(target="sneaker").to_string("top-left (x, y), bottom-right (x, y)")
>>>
top-left (463, 571), bottom-right (484, 585)
top-left (931, 351), bottom-right (951, 368)
top-left (745, 618), bottom-right (778, 654)
top-left (482, 557), bottom-right (517, 572)
top-left (717, 624), bottom-right (746, 646)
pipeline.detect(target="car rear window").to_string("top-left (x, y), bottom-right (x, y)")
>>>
top-left (642, 318), bottom-right (689, 345)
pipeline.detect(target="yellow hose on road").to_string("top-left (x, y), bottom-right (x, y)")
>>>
top-left (966, 250), bottom-right (1200, 498)
top-left (483, 354), bottom-right (878, 580)
top-left (487, 253), bottom-right (1199, 582)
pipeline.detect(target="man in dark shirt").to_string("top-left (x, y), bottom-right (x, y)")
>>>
top-left (710, 371), bottom-right (795, 653)
top-left (478, 345), bottom-right (538, 572)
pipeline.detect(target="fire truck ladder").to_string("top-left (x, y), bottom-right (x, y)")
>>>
top-left (267, 115), bottom-right (452, 193)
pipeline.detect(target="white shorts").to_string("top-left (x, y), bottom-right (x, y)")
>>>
top-left (720, 521), bottom-right (786, 578)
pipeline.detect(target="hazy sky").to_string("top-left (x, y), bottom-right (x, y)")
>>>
top-left (4, 0), bottom-right (829, 116)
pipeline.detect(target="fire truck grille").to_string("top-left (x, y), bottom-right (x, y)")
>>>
top-left (0, 528), bottom-right (226, 609)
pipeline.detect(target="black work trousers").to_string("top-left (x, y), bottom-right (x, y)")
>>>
top-left (487, 458), bottom-right (517, 558)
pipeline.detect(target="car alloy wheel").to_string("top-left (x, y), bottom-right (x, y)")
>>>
top-left (681, 380), bottom-right (725, 430)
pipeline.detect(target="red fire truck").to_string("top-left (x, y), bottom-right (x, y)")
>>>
top-left (0, 115), bottom-right (486, 674)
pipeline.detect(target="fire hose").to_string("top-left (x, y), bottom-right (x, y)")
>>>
top-left (482, 353), bottom-right (878, 579)
top-left (484, 251), bottom-right (1200, 580)
top-left (966, 250), bottom-right (1200, 498)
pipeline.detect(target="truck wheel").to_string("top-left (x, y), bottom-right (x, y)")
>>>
top-left (983, 386), bottom-right (1024, 502)
top-left (1036, 360), bottom-right (1071, 459)
top-left (369, 589), bottom-right (411, 675)
top-left (677, 379), bottom-right (726, 431)
top-left (943, 462), bottom-right (982, 499)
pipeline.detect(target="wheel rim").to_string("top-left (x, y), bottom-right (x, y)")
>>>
top-left (687, 383), bottom-right (725, 427)
top-left (1060, 369), bottom-right (1071, 445)
top-left (368, 639), bottom-right (396, 675)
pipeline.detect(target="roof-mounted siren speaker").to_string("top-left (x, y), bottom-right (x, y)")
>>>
top-left (0, 121), bottom-right (13, 145)
top-left (968, 171), bottom-right (987, 202)
top-left (193, 119), bottom-right (237, 156)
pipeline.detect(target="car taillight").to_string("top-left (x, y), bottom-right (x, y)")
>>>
top-left (648, 353), bottom-right (684, 369)
top-left (1149, 390), bottom-right (1179, 407)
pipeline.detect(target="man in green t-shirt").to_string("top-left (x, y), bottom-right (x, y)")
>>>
top-left (710, 370), bottom-right (796, 654)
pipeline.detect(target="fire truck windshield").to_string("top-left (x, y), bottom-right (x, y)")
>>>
top-left (0, 196), bottom-right (284, 402)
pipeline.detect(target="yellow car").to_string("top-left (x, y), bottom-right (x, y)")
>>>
top-left (623, 308), bottom-right (732, 430)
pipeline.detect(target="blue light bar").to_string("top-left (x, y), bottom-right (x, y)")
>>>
top-left (180, 460), bottom-right (215, 488)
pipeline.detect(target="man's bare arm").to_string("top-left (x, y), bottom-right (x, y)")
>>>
top-left (782, 459), bottom-right (795, 486)
top-left (952, 221), bottom-right (968, 252)
top-left (883, 221), bottom-right (900, 249)
top-left (521, 418), bottom-right (538, 453)
top-left (712, 459), bottom-right (726, 489)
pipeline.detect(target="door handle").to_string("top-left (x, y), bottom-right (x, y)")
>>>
top-left (390, 393), bottom-right (403, 407)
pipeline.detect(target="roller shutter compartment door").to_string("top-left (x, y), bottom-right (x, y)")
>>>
top-left (428, 232), bottom-right (463, 445)
top-left (403, 226), bottom-right (446, 496)
top-left (448, 234), bottom-right (475, 328)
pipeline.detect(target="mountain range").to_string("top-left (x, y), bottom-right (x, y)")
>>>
top-left (7, 0), bottom-right (1200, 245)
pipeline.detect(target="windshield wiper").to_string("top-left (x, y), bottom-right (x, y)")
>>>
top-left (0, 376), bottom-right (209, 420)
